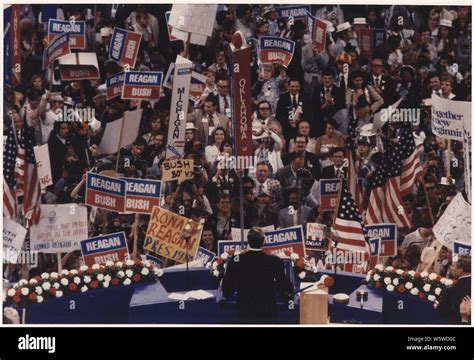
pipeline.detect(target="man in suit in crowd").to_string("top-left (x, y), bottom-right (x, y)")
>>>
top-left (283, 134), bottom-right (321, 179)
top-left (216, 77), bottom-right (233, 120)
top-left (365, 57), bottom-right (400, 107)
top-left (222, 227), bottom-right (293, 324)
top-left (313, 68), bottom-right (345, 138)
top-left (278, 188), bottom-right (314, 228)
top-left (320, 147), bottom-right (347, 179)
top-left (276, 78), bottom-right (312, 136)
top-left (253, 162), bottom-right (284, 212)
top-left (275, 152), bottom-right (308, 192)
top-left (437, 255), bottom-right (471, 324)
top-left (188, 95), bottom-right (230, 146)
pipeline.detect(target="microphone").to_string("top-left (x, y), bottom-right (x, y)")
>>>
top-left (314, 275), bottom-right (335, 288)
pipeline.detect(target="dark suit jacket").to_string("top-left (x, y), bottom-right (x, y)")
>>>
top-left (282, 151), bottom-right (321, 180)
top-left (276, 92), bottom-right (312, 132)
top-left (365, 74), bottom-right (400, 107)
top-left (313, 85), bottom-right (345, 137)
top-left (437, 276), bottom-right (471, 324)
top-left (48, 131), bottom-right (72, 184)
top-left (274, 165), bottom-right (297, 191)
top-left (222, 251), bottom-right (293, 324)
top-left (320, 165), bottom-right (347, 180)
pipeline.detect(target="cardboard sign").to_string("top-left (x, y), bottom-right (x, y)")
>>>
top-left (29, 204), bottom-right (87, 253)
top-left (165, 11), bottom-right (179, 41)
top-left (122, 70), bottom-right (163, 100)
top-left (313, 19), bottom-right (328, 52)
top-left (189, 71), bottom-right (207, 102)
top-left (33, 144), bottom-right (53, 190)
top-left (217, 240), bottom-right (247, 256)
top-left (168, 4), bottom-right (217, 38)
top-left (433, 192), bottom-right (471, 250)
top-left (263, 226), bottom-right (306, 259)
top-left (143, 207), bottom-right (203, 263)
top-left (319, 179), bottom-right (340, 211)
top-left (231, 42), bottom-right (254, 170)
top-left (306, 223), bottom-right (326, 251)
top-left (193, 246), bottom-right (216, 265)
top-left (96, 109), bottom-right (142, 155)
top-left (106, 71), bottom-right (125, 100)
top-left (81, 231), bottom-right (129, 266)
top-left (3, 217), bottom-right (27, 263)
top-left (359, 28), bottom-right (373, 57)
top-left (43, 32), bottom-right (70, 69)
top-left (59, 52), bottom-right (100, 80)
top-left (365, 223), bottom-right (397, 257)
top-left (85, 172), bottom-right (126, 212)
top-left (165, 56), bottom-right (192, 160)
top-left (48, 19), bottom-right (86, 49)
top-left (123, 177), bottom-right (161, 214)
top-left (109, 27), bottom-right (142, 68)
top-left (3, 217), bottom-right (27, 251)
top-left (277, 5), bottom-right (310, 20)
top-left (431, 96), bottom-right (470, 141)
top-left (259, 36), bottom-right (296, 68)
top-left (161, 159), bottom-right (194, 182)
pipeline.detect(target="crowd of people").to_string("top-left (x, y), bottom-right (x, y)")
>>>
top-left (3, 4), bottom-right (471, 322)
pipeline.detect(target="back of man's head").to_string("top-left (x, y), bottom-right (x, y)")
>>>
top-left (247, 227), bottom-right (266, 249)
top-left (457, 255), bottom-right (471, 274)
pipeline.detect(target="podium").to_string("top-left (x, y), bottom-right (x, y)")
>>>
top-left (300, 286), bottom-right (328, 324)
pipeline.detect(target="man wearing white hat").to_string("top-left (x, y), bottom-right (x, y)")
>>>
top-left (330, 22), bottom-right (359, 57)
top-left (42, 94), bottom-right (64, 144)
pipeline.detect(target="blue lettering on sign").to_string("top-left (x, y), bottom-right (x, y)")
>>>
top-left (264, 226), bottom-right (304, 247)
top-left (277, 5), bottom-right (311, 20)
top-left (320, 179), bottom-right (340, 195)
top-left (109, 28), bottom-right (127, 61)
top-left (124, 71), bottom-right (163, 86)
top-left (86, 172), bottom-right (126, 196)
top-left (365, 224), bottom-right (396, 241)
top-left (369, 238), bottom-right (381, 256)
top-left (48, 19), bottom-right (85, 35)
top-left (217, 241), bottom-right (247, 256)
top-left (80, 232), bottom-right (127, 256)
top-left (454, 242), bottom-right (471, 256)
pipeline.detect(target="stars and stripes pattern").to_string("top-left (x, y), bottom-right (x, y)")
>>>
top-left (346, 105), bottom-right (363, 212)
top-left (365, 122), bottom-right (421, 228)
top-left (3, 123), bottom-right (18, 219)
top-left (18, 120), bottom-right (41, 228)
top-left (399, 125), bottom-right (423, 197)
top-left (333, 179), bottom-right (371, 257)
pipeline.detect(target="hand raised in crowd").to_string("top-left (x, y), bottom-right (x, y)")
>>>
top-left (460, 296), bottom-right (471, 322)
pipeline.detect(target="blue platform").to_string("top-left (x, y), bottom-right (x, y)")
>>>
top-left (21, 267), bottom-right (442, 324)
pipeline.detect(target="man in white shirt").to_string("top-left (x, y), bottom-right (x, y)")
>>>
top-left (400, 227), bottom-right (434, 250)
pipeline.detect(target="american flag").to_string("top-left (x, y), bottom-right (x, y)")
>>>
top-left (365, 122), bottom-right (421, 228)
top-left (346, 105), bottom-right (363, 212)
top-left (333, 179), bottom-right (371, 258)
top-left (17, 120), bottom-right (41, 227)
top-left (4, 123), bottom-right (18, 219)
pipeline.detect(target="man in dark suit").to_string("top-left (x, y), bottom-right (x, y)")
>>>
top-left (313, 68), bottom-right (345, 138)
top-left (188, 95), bottom-right (230, 146)
top-left (365, 58), bottom-right (400, 107)
top-left (48, 122), bottom-right (74, 184)
top-left (320, 147), bottom-right (347, 179)
top-left (275, 152), bottom-right (308, 192)
top-left (282, 134), bottom-right (321, 180)
top-left (437, 255), bottom-right (471, 324)
top-left (276, 78), bottom-right (312, 136)
top-left (222, 227), bottom-right (293, 324)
